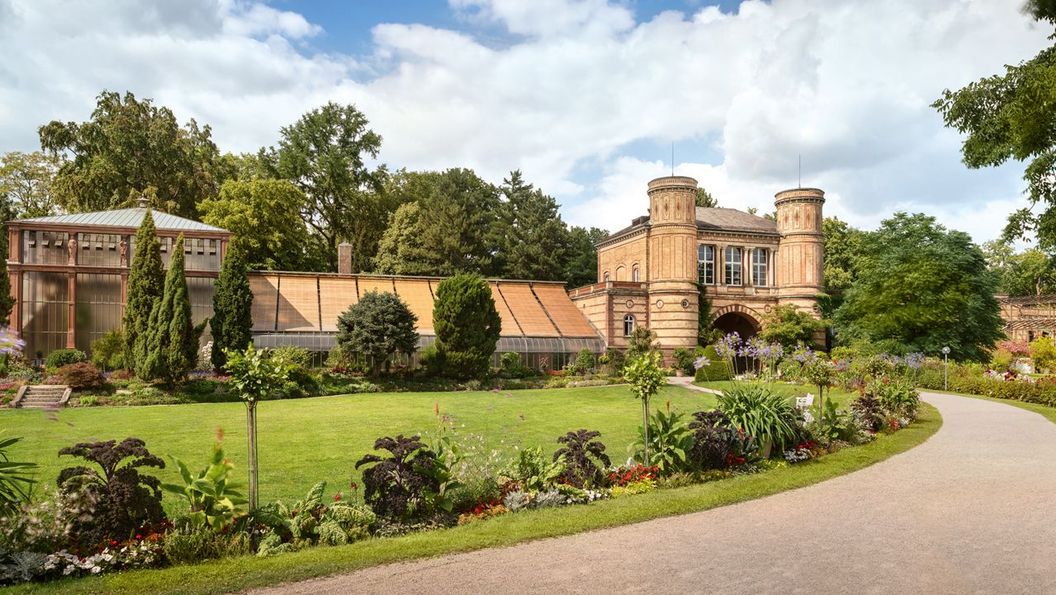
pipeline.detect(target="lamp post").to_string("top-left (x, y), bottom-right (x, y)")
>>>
top-left (942, 346), bottom-right (951, 391)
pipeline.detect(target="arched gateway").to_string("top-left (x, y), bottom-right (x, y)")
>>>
top-left (711, 304), bottom-right (762, 341)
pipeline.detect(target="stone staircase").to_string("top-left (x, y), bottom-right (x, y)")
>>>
top-left (12, 385), bottom-right (71, 409)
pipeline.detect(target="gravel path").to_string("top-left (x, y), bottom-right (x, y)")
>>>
top-left (255, 393), bottom-right (1056, 594)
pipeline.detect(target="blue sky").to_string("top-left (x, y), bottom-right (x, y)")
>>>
top-left (0, 0), bottom-right (1051, 241)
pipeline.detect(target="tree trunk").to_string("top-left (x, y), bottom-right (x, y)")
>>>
top-left (247, 402), bottom-right (258, 510)
top-left (642, 396), bottom-right (650, 465)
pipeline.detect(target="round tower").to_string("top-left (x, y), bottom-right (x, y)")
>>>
top-left (774, 188), bottom-right (825, 313)
top-left (646, 176), bottom-right (699, 353)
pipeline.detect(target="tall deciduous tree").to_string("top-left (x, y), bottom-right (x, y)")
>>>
top-left (261, 103), bottom-right (391, 272)
top-left (138, 234), bottom-right (195, 384)
top-left (124, 211), bottom-right (165, 370)
top-left (38, 91), bottom-right (226, 218)
top-left (497, 170), bottom-right (569, 281)
top-left (982, 239), bottom-right (1056, 296)
top-left (210, 245), bottom-right (253, 371)
top-left (433, 273), bottom-right (502, 380)
top-left (834, 213), bottom-right (1003, 361)
top-left (821, 217), bottom-right (865, 313)
top-left (0, 151), bottom-right (60, 218)
top-left (200, 179), bottom-right (318, 271)
top-left (564, 226), bottom-right (608, 288)
top-left (372, 169), bottom-right (500, 276)
top-left (934, 4), bottom-right (1056, 247)
top-left (336, 291), bottom-right (419, 375)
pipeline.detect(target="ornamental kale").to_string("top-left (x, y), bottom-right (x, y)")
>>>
top-left (553, 429), bottom-right (611, 488)
top-left (355, 435), bottom-right (445, 521)
top-left (57, 438), bottom-right (166, 550)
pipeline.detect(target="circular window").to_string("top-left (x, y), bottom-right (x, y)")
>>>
top-left (764, 304), bottom-right (773, 314)
top-left (681, 299), bottom-right (690, 309)
top-left (655, 299), bottom-right (664, 309)
top-left (625, 300), bottom-right (634, 308)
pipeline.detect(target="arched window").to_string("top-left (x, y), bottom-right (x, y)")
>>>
top-left (623, 314), bottom-right (635, 337)
top-left (631, 266), bottom-right (640, 282)
top-left (603, 271), bottom-right (610, 282)
top-left (615, 265), bottom-right (625, 281)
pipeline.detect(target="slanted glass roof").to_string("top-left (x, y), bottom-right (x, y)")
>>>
top-left (19, 208), bottom-right (227, 233)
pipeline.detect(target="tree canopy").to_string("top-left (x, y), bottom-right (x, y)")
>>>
top-left (261, 102), bottom-right (391, 272)
top-left (834, 212), bottom-right (1003, 361)
top-left (933, 4), bottom-right (1056, 248)
top-left (123, 211), bottom-right (165, 369)
top-left (0, 151), bottom-right (60, 218)
top-left (982, 239), bottom-right (1056, 296)
top-left (694, 187), bottom-right (717, 208)
top-left (210, 245), bottom-right (253, 371)
top-left (432, 273), bottom-right (502, 380)
top-left (200, 179), bottom-right (319, 271)
top-left (497, 170), bottom-right (569, 281)
top-left (38, 90), bottom-right (226, 218)
top-left (336, 291), bottom-right (419, 374)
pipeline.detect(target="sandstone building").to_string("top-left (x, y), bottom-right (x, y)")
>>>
top-left (569, 176), bottom-right (825, 352)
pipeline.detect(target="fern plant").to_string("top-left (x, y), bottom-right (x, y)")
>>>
top-left (717, 384), bottom-right (801, 458)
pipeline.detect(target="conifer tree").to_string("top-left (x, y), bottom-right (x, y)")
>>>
top-left (210, 243), bottom-right (253, 371)
top-left (432, 273), bottom-right (501, 380)
top-left (138, 234), bottom-right (195, 384)
top-left (0, 200), bottom-right (15, 322)
top-left (123, 210), bottom-right (164, 370)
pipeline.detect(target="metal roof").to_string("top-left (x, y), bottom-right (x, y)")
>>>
top-left (18, 208), bottom-right (227, 233)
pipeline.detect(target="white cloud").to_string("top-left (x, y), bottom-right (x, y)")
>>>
top-left (0, 0), bottom-right (1050, 244)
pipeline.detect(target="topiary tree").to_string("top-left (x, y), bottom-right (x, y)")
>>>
top-left (124, 210), bottom-right (165, 371)
top-left (432, 273), bottom-right (501, 380)
top-left (623, 350), bottom-right (666, 464)
top-left (210, 244), bottom-right (253, 371)
top-left (336, 290), bottom-right (419, 375)
top-left (137, 234), bottom-right (196, 384)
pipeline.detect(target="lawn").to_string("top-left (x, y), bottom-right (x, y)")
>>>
top-left (10, 402), bottom-right (941, 595)
top-left (4, 384), bottom-right (715, 510)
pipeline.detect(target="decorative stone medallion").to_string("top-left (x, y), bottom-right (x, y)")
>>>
top-left (655, 299), bottom-right (664, 309)
top-left (626, 299), bottom-right (634, 308)
top-left (681, 299), bottom-right (690, 309)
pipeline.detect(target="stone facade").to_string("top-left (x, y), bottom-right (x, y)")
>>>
top-left (570, 176), bottom-right (825, 353)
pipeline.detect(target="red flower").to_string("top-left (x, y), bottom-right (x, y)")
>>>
top-left (333, 492), bottom-right (342, 502)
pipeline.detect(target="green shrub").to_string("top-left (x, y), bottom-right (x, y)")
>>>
top-left (869, 377), bottom-right (920, 418)
top-left (717, 384), bottom-right (801, 457)
top-left (45, 348), bottom-right (86, 371)
top-left (418, 344), bottom-right (444, 376)
top-left (270, 346), bottom-right (313, 370)
top-left (56, 362), bottom-right (106, 390)
top-left (501, 446), bottom-right (564, 492)
top-left (163, 530), bottom-right (251, 566)
top-left (570, 348), bottom-right (595, 375)
top-left (498, 352), bottom-right (531, 379)
top-left (632, 409), bottom-right (693, 475)
top-left (600, 348), bottom-right (626, 376)
top-left (337, 291), bottom-right (419, 375)
top-left (90, 329), bottom-right (126, 371)
top-left (693, 345), bottom-right (732, 382)
top-left (673, 347), bottom-right (696, 376)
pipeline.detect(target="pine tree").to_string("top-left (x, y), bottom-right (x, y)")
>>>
top-left (210, 244), bottom-right (253, 371)
top-left (498, 170), bottom-right (569, 281)
top-left (138, 234), bottom-right (195, 383)
top-left (124, 210), bottom-right (164, 371)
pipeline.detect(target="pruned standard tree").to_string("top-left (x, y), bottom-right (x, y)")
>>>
top-left (137, 234), bottom-right (197, 384)
top-left (123, 210), bottom-right (164, 371)
top-left (432, 273), bottom-right (502, 380)
top-left (336, 290), bottom-right (419, 375)
top-left (210, 244), bottom-right (253, 371)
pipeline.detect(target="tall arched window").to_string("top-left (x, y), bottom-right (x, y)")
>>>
top-left (603, 272), bottom-right (610, 282)
top-left (623, 314), bottom-right (635, 337)
top-left (615, 265), bottom-right (625, 281)
top-left (631, 266), bottom-right (640, 282)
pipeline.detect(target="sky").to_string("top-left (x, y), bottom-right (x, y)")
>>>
top-left (0, 0), bottom-right (1051, 242)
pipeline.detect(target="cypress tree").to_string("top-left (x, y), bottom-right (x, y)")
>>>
top-left (124, 211), bottom-right (164, 370)
top-left (0, 223), bottom-right (14, 323)
top-left (138, 234), bottom-right (195, 384)
top-left (210, 243), bottom-right (253, 371)
top-left (432, 273), bottom-right (501, 380)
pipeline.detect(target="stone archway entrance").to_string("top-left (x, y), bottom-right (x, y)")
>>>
top-left (711, 305), bottom-right (762, 341)
top-left (711, 305), bottom-right (762, 373)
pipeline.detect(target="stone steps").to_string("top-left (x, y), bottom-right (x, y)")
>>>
top-left (14, 385), bottom-right (70, 409)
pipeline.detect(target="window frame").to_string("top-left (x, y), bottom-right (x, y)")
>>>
top-left (751, 247), bottom-right (769, 287)
top-left (698, 244), bottom-right (715, 285)
top-left (724, 246), bottom-right (743, 286)
top-left (623, 314), bottom-right (635, 337)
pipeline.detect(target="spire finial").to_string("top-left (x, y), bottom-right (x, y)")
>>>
top-left (137, 195), bottom-right (149, 209)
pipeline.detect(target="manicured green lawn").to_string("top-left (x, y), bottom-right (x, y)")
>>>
top-left (3, 384), bottom-right (713, 510)
top-left (10, 402), bottom-right (941, 595)
top-left (694, 380), bottom-right (859, 407)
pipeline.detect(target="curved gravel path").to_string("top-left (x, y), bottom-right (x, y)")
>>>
top-left (257, 393), bottom-right (1056, 594)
